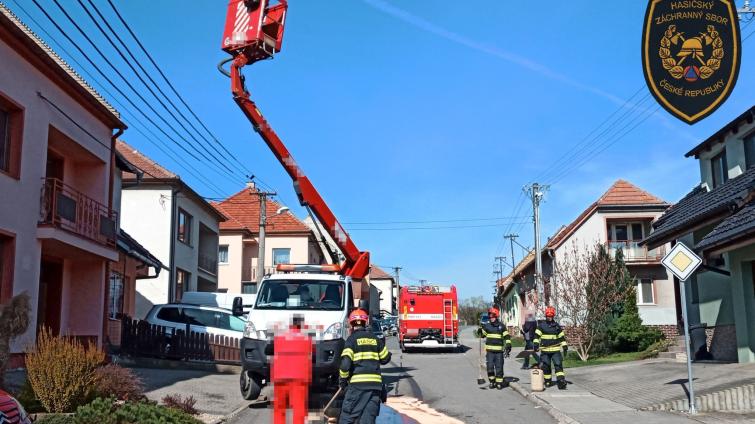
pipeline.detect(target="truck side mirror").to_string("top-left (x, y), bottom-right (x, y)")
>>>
top-left (232, 296), bottom-right (244, 316)
top-left (358, 299), bottom-right (369, 311)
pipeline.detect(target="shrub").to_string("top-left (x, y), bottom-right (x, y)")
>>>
top-left (14, 379), bottom-right (45, 413)
top-left (639, 338), bottom-right (672, 359)
top-left (162, 394), bottom-right (198, 415)
top-left (74, 397), bottom-right (201, 424)
top-left (26, 328), bottom-right (105, 412)
top-left (607, 287), bottom-right (664, 352)
top-left (33, 414), bottom-right (75, 424)
top-left (93, 365), bottom-right (144, 401)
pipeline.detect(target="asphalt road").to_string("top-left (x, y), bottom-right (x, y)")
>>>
top-left (227, 327), bottom-right (555, 423)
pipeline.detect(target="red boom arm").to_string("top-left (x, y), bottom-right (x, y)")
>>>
top-left (221, 0), bottom-right (369, 280)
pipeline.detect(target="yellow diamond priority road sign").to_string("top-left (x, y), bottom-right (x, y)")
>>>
top-left (662, 242), bottom-right (703, 281)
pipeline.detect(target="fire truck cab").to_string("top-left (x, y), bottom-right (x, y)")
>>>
top-left (398, 285), bottom-right (459, 352)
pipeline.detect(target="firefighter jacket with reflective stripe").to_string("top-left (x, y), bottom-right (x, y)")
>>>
top-left (339, 328), bottom-right (391, 390)
top-left (480, 321), bottom-right (511, 352)
top-left (533, 320), bottom-right (567, 352)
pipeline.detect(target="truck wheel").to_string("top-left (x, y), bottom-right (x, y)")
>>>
top-left (240, 371), bottom-right (262, 400)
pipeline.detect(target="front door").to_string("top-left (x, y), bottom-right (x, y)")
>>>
top-left (38, 259), bottom-right (63, 335)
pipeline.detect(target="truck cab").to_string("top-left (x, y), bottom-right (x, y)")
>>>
top-left (236, 270), bottom-right (353, 400)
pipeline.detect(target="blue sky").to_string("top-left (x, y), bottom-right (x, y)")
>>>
top-left (10, 0), bottom-right (754, 299)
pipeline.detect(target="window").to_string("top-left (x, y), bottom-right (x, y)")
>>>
top-left (175, 269), bottom-right (190, 302)
top-left (108, 272), bottom-right (124, 319)
top-left (745, 133), bottom-right (755, 170)
top-left (177, 209), bottom-right (192, 245)
top-left (272, 248), bottom-right (290, 265)
top-left (0, 94), bottom-right (23, 178)
top-left (242, 282), bottom-right (257, 294)
top-left (711, 150), bottom-right (728, 188)
top-left (637, 279), bottom-right (655, 304)
top-left (0, 233), bottom-right (15, 303)
top-left (218, 245), bottom-right (229, 264)
top-left (157, 307), bottom-right (183, 323)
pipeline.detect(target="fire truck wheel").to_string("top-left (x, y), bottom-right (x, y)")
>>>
top-left (240, 371), bottom-right (262, 400)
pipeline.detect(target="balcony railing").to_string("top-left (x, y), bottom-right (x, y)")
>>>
top-left (198, 252), bottom-right (218, 275)
top-left (39, 178), bottom-right (117, 248)
top-left (251, 266), bottom-right (278, 282)
top-left (606, 240), bottom-right (665, 262)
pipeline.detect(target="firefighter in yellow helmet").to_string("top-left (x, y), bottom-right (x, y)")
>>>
top-left (480, 307), bottom-right (512, 389)
top-left (533, 306), bottom-right (567, 390)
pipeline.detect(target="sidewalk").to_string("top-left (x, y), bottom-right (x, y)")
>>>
top-left (503, 347), bottom-right (755, 424)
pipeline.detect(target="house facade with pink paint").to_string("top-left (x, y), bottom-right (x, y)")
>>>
top-left (0, 4), bottom-right (127, 361)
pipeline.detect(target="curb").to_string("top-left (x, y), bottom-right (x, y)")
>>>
top-left (644, 383), bottom-right (755, 413)
top-left (112, 355), bottom-right (241, 374)
top-left (509, 381), bottom-right (581, 424)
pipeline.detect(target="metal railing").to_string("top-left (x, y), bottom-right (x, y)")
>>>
top-left (252, 266), bottom-right (278, 282)
top-left (198, 251), bottom-right (218, 275)
top-left (605, 240), bottom-right (665, 262)
top-left (39, 178), bottom-right (117, 248)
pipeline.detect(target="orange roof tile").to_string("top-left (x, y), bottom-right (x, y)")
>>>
top-left (369, 266), bottom-right (394, 280)
top-left (547, 180), bottom-right (668, 249)
top-left (596, 180), bottom-right (667, 206)
top-left (116, 140), bottom-right (177, 180)
top-left (215, 188), bottom-right (311, 235)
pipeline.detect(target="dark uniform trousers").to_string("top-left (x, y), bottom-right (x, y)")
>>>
top-left (534, 320), bottom-right (567, 384)
top-left (480, 321), bottom-right (511, 384)
top-left (339, 388), bottom-right (381, 424)
top-left (338, 328), bottom-right (391, 424)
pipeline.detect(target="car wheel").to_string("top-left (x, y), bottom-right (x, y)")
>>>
top-left (240, 371), bottom-right (262, 400)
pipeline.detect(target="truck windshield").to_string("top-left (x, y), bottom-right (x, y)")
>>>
top-left (255, 280), bottom-right (345, 310)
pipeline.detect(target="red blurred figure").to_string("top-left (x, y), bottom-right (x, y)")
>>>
top-left (272, 315), bottom-right (312, 424)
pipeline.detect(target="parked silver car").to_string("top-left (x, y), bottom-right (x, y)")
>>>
top-left (145, 304), bottom-right (245, 339)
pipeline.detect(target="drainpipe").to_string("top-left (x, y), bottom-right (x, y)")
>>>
top-left (103, 127), bottom-right (124, 352)
top-left (168, 187), bottom-right (181, 302)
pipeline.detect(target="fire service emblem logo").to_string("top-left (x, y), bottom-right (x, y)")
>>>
top-left (642, 0), bottom-right (741, 124)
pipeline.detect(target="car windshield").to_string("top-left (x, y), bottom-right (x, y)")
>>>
top-left (255, 280), bottom-right (345, 310)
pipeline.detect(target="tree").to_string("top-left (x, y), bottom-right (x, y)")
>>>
top-left (0, 292), bottom-right (31, 389)
top-left (552, 243), bottom-right (626, 361)
top-left (608, 286), bottom-right (664, 352)
top-left (458, 296), bottom-right (488, 325)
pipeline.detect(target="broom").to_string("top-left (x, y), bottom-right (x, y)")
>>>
top-left (477, 332), bottom-right (486, 385)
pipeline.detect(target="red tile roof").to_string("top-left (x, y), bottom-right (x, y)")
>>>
top-left (547, 180), bottom-right (668, 249)
top-left (214, 188), bottom-right (311, 235)
top-left (116, 140), bottom-right (177, 180)
top-left (596, 180), bottom-right (667, 206)
top-left (369, 266), bottom-right (394, 280)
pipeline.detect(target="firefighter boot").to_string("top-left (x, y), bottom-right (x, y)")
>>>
top-left (496, 381), bottom-right (509, 390)
top-left (557, 380), bottom-right (567, 390)
top-left (489, 381), bottom-right (496, 389)
top-left (544, 380), bottom-right (554, 388)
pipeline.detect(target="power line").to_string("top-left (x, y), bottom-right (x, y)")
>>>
top-left (346, 222), bottom-right (530, 231)
top-left (8, 0), bottom-right (232, 197)
top-left (104, 0), bottom-right (256, 180)
top-left (39, 0), bottom-right (243, 184)
top-left (343, 216), bottom-right (529, 225)
top-left (81, 0), bottom-right (251, 180)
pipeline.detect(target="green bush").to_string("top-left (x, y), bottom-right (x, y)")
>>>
top-left (639, 338), bottom-right (672, 359)
top-left (33, 414), bottom-right (74, 424)
top-left (608, 287), bottom-right (664, 352)
top-left (73, 397), bottom-right (201, 424)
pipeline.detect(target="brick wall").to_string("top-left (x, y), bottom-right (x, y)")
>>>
top-left (647, 324), bottom-right (679, 339)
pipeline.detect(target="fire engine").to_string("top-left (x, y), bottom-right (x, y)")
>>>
top-left (398, 285), bottom-right (459, 351)
top-left (219, 0), bottom-right (372, 399)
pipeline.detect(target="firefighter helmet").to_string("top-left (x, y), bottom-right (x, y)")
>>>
top-left (348, 309), bottom-right (369, 327)
top-left (545, 306), bottom-right (556, 318)
top-left (488, 307), bottom-right (499, 318)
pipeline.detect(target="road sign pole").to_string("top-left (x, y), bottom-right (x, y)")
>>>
top-left (679, 278), bottom-right (697, 414)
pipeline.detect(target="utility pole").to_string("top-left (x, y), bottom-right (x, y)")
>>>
top-left (504, 234), bottom-right (518, 270)
top-left (248, 182), bottom-right (278, 289)
top-left (392, 267), bottom-right (402, 315)
top-left (494, 256), bottom-right (506, 311)
top-left (525, 183), bottom-right (549, 310)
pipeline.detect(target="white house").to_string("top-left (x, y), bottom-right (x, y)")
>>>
top-left (547, 180), bottom-right (679, 336)
top-left (369, 266), bottom-right (397, 316)
top-left (116, 141), bottom-right (225, 318)
top-left (213, 187), bottom-right (323, 294)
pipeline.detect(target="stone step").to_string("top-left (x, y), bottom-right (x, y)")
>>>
top-left (644, 383), bottom-right (755, 413)
top-left (658, 352), bottom-right (678, 359)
